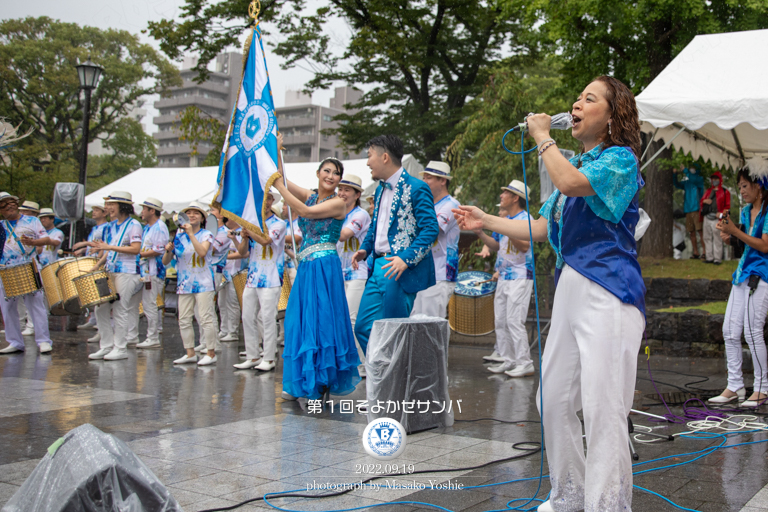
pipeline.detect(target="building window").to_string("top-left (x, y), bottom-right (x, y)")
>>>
top-left (323, 114), bottom-right (333, 122)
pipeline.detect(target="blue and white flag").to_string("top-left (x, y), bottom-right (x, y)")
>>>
top-left (214, 26), bottom-right (280, 236)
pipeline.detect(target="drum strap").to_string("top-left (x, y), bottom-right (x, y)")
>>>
top-left (2, 220), bottom-right (34, 256)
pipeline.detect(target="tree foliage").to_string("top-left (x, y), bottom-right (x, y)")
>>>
top-left (175, 105), bottom-right (227, 167)
top-left (148, 0), bottom-right (539, 162)
top-left (0, 17), bottom-right (181, 203)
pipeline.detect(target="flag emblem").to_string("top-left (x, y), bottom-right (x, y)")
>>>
top-left (236, 99), bottom-right (275, 156)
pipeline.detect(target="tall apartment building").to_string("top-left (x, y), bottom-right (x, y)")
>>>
top-left (154, 53), bottom-right (242, 167)
top-left (153, 50), bottom-right (362, 166)
top-left (278, 86), bottom-right (363, 163)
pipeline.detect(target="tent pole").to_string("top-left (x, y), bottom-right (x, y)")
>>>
top-left (640, 128), bottom-right (659, 162)
top-left (640, 127), bottom-right (686, 172)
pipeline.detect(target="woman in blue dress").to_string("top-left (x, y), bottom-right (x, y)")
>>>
top-left (455, 77), bottom-right (645, 512)
top-left (273, 134), bottom-right (361, 401)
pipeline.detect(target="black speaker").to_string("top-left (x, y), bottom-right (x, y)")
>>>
top-left (2, 424), bottom-right (182, 511)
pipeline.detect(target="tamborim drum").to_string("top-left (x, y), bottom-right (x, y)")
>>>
top-left (0, 260), bottom-right (42, 299)
top-left (232, 269), bottom-right (248, 309)
top-left (73, 270), bottom-right (118, 309)
top-left (448, 271), bottom-right (497, 336)
top-left (138, 289), bottom-right (165, 316)
top-left (40, 259), bottom-right (70, 315)
top-left (57, 257), bottom-right (98, 314)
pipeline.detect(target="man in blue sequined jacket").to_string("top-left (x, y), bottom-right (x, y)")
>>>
top-left (351, 135), bottom-right (439, 354)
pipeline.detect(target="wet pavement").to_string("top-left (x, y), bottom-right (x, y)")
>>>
top-left (1, 317), bottom-right (767, 512)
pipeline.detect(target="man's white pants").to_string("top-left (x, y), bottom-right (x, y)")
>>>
top-left (494, 279), bottom-right (534, 367)
top-left (411, 280), bottom-right (455, 319)
top-left (723, 280), bottom-right (768, 394)
top-left (17, 300), bottom-right (33, 329)
top-left (96, 273), bottom-right (142, 352)
top-left (0, 282), bottom-right (51, 350)
top-left (242, 286), bottom-right (280, 361)
top-left (217, 280), bottom-right (241, 336)
top-left (702, 216), bottom-right (724, 263)
top-left (141, 276), bottom-right (164, 344)
top-left (179, 291), bottom-right (217, 350)
top-left (538, 265), bottom-right (644, 512)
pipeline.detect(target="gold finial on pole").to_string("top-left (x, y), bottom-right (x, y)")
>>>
top-left (248, 0), bottom-right (261, 26)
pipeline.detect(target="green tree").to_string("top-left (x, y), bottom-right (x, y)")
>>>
top-left (147, 0), bottom-right (537, 162)
top-left (0, 16), bottom-right (181, 203)
top-left (529, 0), bottom-right (768, 257)
top-left (175, 105), bottom-right (227, 167)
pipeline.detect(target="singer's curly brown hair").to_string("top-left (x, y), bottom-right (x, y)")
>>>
top-left (592, 76), bottom-right (642, 158)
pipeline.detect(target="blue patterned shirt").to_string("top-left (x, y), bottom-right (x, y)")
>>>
top-left (0, 216), bottom-right (47, 267)
top-left (38, 227), bottom-right (64, 267)
top-left (140, 220), bottom-right (169, 279)
top-left (105, 218), bottom-right (143, 274)
top-left (492, 211), bottom-right (533, 280)
top-left (172, 228), bottom-right (215, 294)
top-left (432, 195), bottom-right (461, 282)
top-left (247, 215), bottom-right (286, 288)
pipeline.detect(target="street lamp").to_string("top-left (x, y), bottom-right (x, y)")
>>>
top-left (75, 59), bottom-right (103, 191)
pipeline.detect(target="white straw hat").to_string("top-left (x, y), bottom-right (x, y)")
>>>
top-left (420, 161), bottom-right (452, 180)
top-left (339, 174), bottom-right (364, 192)
top-left (138, 197), bottom-right (164, 211)
top-left (103, 191), bottom-right (133, 204)
top-left (501, 180), bottom-right (529, 200)
top-left (20, 201), bottom-right (40, 213)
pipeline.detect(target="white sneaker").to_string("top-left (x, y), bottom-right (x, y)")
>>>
top-left (220, 333), bottom-right (239, 342)
top-left (505, 363), bottom-right (535, 378)
top-left (89, 348), bottom-right (111, 360)
top-left (198, 355), bottom-right (217, 366)
top-left (537, 501), bottom-right (554, 512)
top-left (0, 345), bottom-right (23, 354)
top-left (488, 362), bottom-right (514, 373)
top-left (126, 338), bottom-right (139, 347)
top-left (38, 343), bottom-right (52, 354)
top-left (136, 340), bottom-right (161, 349)
top-left (104, 348), bottom-right (128, 361)
top-left (281, 391), bottom-right (297, 401)
top-left (483, 350), bottom-right (504, 362)
top-left (21, 327), bottom-right (34, 336)
top-left (217, 331), bottom-right (226, 339)
top-left (254, 360), bottom-right (275, 371)
top-left (77, 323), bottom-right (96, 330)
top-left (174, 354), bottom-right (198, 364)
top-left (233, 359), bottom-right (261, 370)
top-left (87, 332), bottom-right (101, 343)
top-left (708, 388), bottom-right (746, 404)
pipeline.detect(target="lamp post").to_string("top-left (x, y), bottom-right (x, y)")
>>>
top-left (75, 59), bottom-right (103, 191)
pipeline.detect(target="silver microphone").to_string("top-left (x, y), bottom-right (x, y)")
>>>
top-left (517, 112), bottom-right (573, 132)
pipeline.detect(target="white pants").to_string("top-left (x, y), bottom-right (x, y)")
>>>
top-left (0, 282), bottom-right (51, 349)
top-left (703, 216), bottom-right (724, 263)
top-left (723, 280), bottom-right (768, 394)
top-left (344, 279), bottom-right (367, 362)
top-left (217, 280), bottom-right (241, 336)
top-left (17, 300), bottom-right (33, 329)
top-left (411, 280), bottom-right (456, 319)
top-left (179, 292), bottom-right (217, 350)
top-left (494, 279), bottom-right (534, 367)
top-left (96, 273), bottom-right (142, 351)
top-left (141, 276), bottom-right (164, 344)
top-left (538, 265), bottom-right (644, 512)
top-left (242, 286), bottom-right (280, 361)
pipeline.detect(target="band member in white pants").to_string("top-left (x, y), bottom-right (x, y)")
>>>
top-left (411, 162), bottom-right (460, 319)
top-left (335, 175), bottom-right (370, 374)
top-left (234, 191), bottom-right (286, 371)
top-left (0, 192), bottom-right (54, 354)
top-left (88, 191), bottom-right (143, 361)
top-left (137, 198), bottom-right (169, 349)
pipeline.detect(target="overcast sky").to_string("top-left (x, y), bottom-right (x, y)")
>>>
top-left (3, 0), bottom-right (345, 133)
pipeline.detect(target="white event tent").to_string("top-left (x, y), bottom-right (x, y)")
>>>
top-left (636, 29), bottom-right (768, 171)
top-left (85, 155), bottom-right (425, 213)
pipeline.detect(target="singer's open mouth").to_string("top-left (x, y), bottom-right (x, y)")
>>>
top-left (572, 114), bottom-right (582, 127)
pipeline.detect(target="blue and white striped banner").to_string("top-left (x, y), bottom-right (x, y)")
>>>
top-left (214, 26), bottom-right (280, 235)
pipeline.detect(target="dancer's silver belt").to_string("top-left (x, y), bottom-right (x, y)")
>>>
top-left (297, 243), bottom-right (337, 263)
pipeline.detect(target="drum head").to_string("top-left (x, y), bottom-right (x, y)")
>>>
top-left (455, 271), bottom-right (497, 296)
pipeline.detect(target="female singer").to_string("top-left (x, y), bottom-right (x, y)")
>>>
top-left (162, 202), bottom-right (217, 366)
top-left (273, 134), bottom-right (361, 401)
top-left (711, 168), bottom-right (768, 407)
top-left (454, 76), bottom-right (645, 512)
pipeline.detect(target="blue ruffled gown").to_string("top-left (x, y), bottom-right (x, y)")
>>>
top-left (282, 193), bottom-right (361, 399)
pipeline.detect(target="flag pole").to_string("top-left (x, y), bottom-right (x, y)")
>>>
top-left (278, 143), bottom-right (299, 267)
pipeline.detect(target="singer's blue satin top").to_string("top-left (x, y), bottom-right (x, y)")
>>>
top-left (732, 203), bottom-right (768, 285)
top-left (540, 144), bottom-right (646, 316)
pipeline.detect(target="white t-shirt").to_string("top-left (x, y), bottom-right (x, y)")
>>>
top-left (285, 218), bottom-right (303, 270)
top-left (140, 220), bottom-right (169, 279)
top-left (39, 227), bottom-right (64, 267)
top-left (337, 206), bottom-right (370, 281)
top-left (493, 211), bottom-right (533, 281)
top-left (246, 215), bottom-right (286, 288)
top-left (1, 215), bottom-right (47, 267)
top-left (105, 218), bottom-right (143, 274)
top-left (432, 195), bottom-right (460, 282)
top-left (172, 228), bottom-right (215, 293)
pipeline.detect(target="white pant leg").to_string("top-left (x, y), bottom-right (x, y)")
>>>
top-left (256, 287), bottom-right (281, 361)
top-left (494, 280), bottom-right (514, 366)
top-left (411, 281), bottom-right (455, 318)
top-left (723, 283), bottom-right (748, 392)
top-left (111, 273), bottom-right (141, 350)
top-left (703, 217), bottom-right (723, 262)
top-left (287, 268), bottom-right (297, 287)
top-left (24, 292), bottom-right (51, 346)
top-left (242, 287), bottom-right (262, 359)
top-left (538, 265), bottom-right (644, 512)
top-left (96, 301), bottom-right (115, 351)
top-left (17, 299), bottom-right (32, 329)
top-left (194, 291), bottom-right (217, 350)
top-left (0, 280), bottom-right (24, 349)
top-left (217, 282), bottom-right (239, 335)
top-left (178, 294), bottom-right (197, 349)
top-left (141, 277), bottom-right (163, 343)
top-left (737, 280), bottom-right (768, 393)
top-left (506, 280), bottom-right (533, 367)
